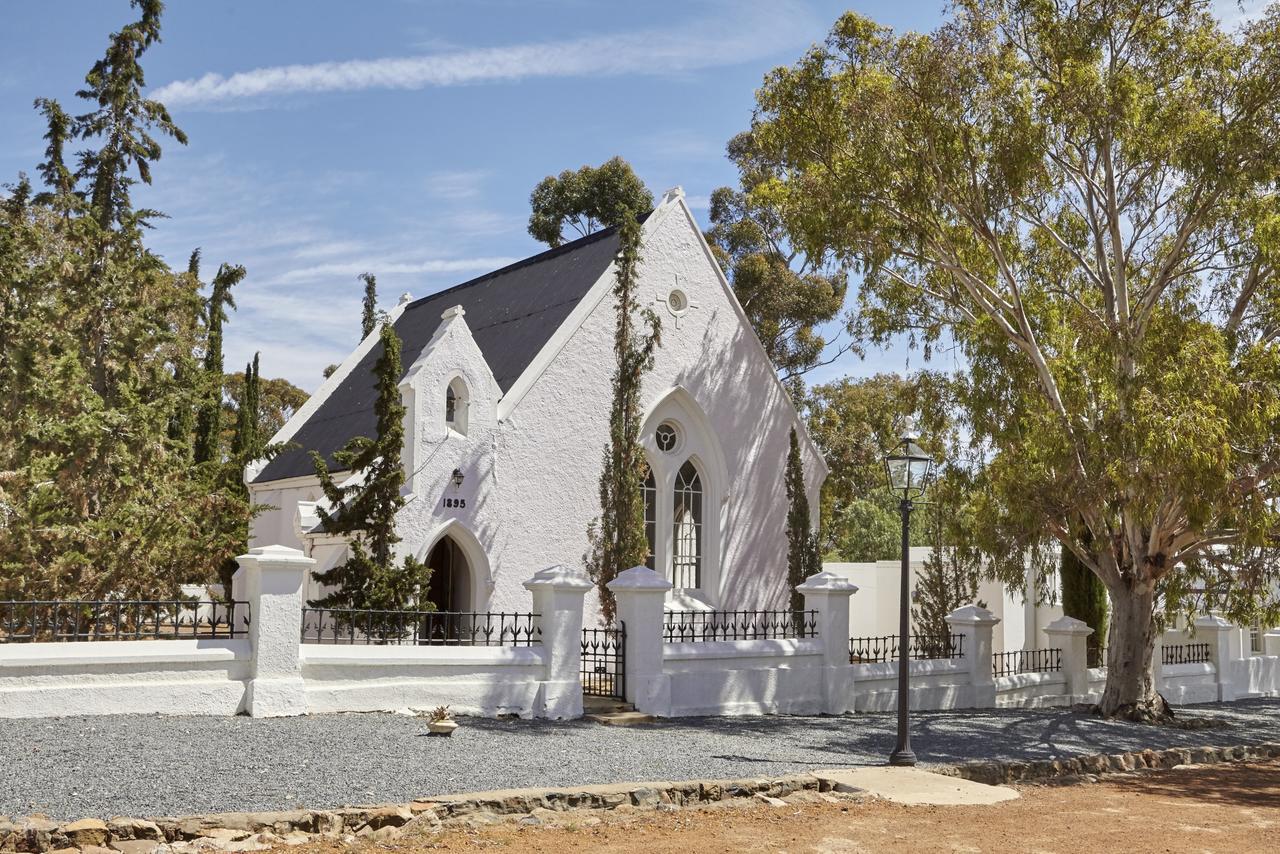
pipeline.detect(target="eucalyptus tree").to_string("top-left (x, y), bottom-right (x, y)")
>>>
top-left (528, 157), bottom-right (654, 248)
top-left (706, 137), bottom-right (850, 396)
top-left (744, 1), bottom-right (1280, 718)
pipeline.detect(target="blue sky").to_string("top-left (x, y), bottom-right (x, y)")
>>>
top-left (0, 0), bottom-right (1262, 391)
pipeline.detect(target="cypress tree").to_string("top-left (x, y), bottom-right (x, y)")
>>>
top-left (193, 262), bottom-right (243, 464)
top-left (1062, 530), bottom-right (1108, 663)
top-left (359, 272), bottom-right (377, 341)
top-left (584, 211), bottom-right (661, 623)
top-left (309, 320), bottom-right (432, 618)
top-left (168, 249), bottom-right (201, 453)
top-left (230, 352), bottom-right (261, 462)
top-left (910, 468), bottom-right (980, 653)
top-left (785, 427), bottom-right (820, 613)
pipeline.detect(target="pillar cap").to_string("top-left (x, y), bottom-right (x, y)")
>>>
top-left (523, 564), bottom-right (593, 592)
top-left (1043, 615), bottom-right (1094, 637)
top-left (1192, 614), bottom-right (1233, 631)
top-left (945, 603), bottom-right (1000, 627)
top-left (796, 571), bottom-right (859, 594)
top-left (607, 565), bottom-right (674, 592)
top-left (236, 544), bottom-right (313, 566)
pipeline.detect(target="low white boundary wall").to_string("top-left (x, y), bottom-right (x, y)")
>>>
top-left (1, 552), bottom-right (1276, 720)
top-left (301, 645), bottom-right (548, 716)
top-left (0, 639), bottom-right (249, 718)
top-left (0, 547), bottom-right (590, 720)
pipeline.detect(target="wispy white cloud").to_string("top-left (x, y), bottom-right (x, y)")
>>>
top-left (273, 256), bottom-right (518, 285)
top-left (425, 169), bottom-right (491, 200)
top-left (152, 1), bottom-right (817, 107)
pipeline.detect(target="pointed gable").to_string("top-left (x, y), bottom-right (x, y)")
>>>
top-left (254, 225), bottom-right (627, 483)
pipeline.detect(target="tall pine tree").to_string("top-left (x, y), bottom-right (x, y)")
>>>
top-left (193, 262), bottom-right (243, 464)
top-left (784, 427), bottom-right (820, 613)
top-left (359, 272), bottom-right (377, 341)
top-left (584, 211), bottom-right (661, 623)
top-left (0, 0), bottom-right (251, 598)
top-left (309, 320), bottom-right (432, 619)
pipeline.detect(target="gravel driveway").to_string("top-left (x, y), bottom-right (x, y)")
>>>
top-left (2, 698), bottom-right (1277, 820)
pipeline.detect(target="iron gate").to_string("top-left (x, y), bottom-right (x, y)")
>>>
top-left (581, 622), bottom-right (625, 699)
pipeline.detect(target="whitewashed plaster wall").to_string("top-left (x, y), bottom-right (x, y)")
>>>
top-left (824, 551), bottom-right (1062, 653)
top-left (0, 640), bottom-right (249, 718)
top-left (357, 195), bottom-right (825, 620)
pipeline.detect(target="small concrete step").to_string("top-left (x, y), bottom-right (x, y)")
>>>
top-left (581, 695), bottom-right (655, 725)
top-left (584, 710), bottom-right (657, 727)
top-left (582, 696), bottom-right (634, 714)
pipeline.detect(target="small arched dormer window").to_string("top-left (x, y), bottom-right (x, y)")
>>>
top-left (445, 377), bottom-right (469, 435)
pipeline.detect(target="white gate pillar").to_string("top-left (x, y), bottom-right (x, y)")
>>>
top-left (1044, 615), bottom-right (1093, 700)
top-left (797, 571), bottom-right (858, 714)
top-left (1194, 615), bottom-right (1240, 701)
top-left (607, 566), bottom-right (672, 716)
top-left (234, 544), bottom-right (313, 717)
top-left (946, 604), bottom-right (1001, 709)
top-left (524, 565), bottom-right (592, 719)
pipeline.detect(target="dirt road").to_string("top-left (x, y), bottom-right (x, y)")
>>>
top-left (299, 760), bottom-right (1279, 853)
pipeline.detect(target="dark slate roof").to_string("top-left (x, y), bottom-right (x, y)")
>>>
top-left (254, 225), bottom-right (626, 483)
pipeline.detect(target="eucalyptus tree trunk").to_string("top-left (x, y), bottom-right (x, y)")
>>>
top-left (1098, 566), bottom-right (1169, 721)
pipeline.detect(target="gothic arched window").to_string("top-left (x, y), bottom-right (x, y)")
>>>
top-left (672, 460), bottom-right (702, 589)
top-left (643, 465), bottom-right (656, 570)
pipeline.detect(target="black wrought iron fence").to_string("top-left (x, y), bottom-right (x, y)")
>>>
top-left (1087, 646), bottom-right (1108, 668)
top-left (1162, 642), bottom-right (1211, 665)
top-left (0, 600), bottom-right (249, 643)
top-left (662, 609), bottom-right (818, 643)
top-left (993, 647), bottom-right (1062, 677)
top-left (300, 608), bottom-right (541, 646)
top-left (848, 633), bottom-right (964, 664)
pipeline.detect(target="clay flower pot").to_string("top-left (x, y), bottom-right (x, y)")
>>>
top-left (427, 719), bottom-right (458, 736)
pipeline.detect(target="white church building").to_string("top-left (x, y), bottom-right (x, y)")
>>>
top-left (246, 189), bottom-right (827, 619)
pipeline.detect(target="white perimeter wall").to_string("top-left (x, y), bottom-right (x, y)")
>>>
top-left (0, 640), bottom-right (249, 718)
top-left (825, 553), bottom-right (1062, 654)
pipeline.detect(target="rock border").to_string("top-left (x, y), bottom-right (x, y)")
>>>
top-left (936, 741), bottom-right (1280, 785)
top-left (4, 742), bottom-right (1277, 853)
top-left (0, 775), bottom-right (828, 853)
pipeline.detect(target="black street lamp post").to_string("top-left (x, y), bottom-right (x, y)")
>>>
top-left (884, 417), bottom-right (936, 767)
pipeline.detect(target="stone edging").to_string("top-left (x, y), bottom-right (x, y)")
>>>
top-left (935, 741), bottom-right (1280, 785)
top-left (0, 775), bottom-right (828, 853)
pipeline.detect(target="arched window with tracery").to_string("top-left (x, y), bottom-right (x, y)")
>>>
top-left (642, 465), bottom-right (656, 570)
top-left (672, 459), bottom-right (702, 589)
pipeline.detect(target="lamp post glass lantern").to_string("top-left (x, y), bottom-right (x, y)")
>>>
top-left (885, 417), bottom-right (936, 767)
